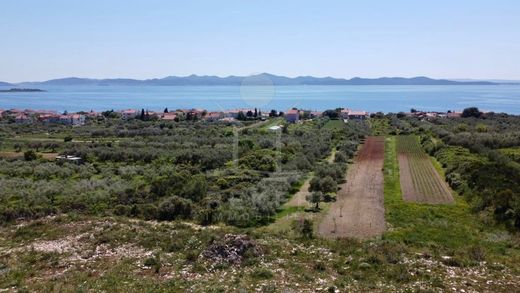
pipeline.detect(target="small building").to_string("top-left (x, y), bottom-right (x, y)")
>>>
top-left (285, 109), bottom-right (299, 123)
top-left (219, 117), bottom-right (238, 123)
top-left (447, 112), bottom-right (462, 118)
top-left (224, 109), bottom-right (242, 119)
top-left (15, 114), bottom-right (32, 124)
top-left (39, 114), bottom-right (61, 124)
top-left (60, 114), bottom-right (86, 125)
top-left (161, 112), bottom-right (178, 121)
top-left (340, 108), bottom-right (352, 119)
top-left (205, 111), bottom-right (224, 121)
top-left (56, 155), bottom-right (83, 165)
top-left (347, 110), bottom-right (369, 120)
top-left (310, 111), bottom-right (322, 118)
top-left (121, 109), bottom-right (138, 120)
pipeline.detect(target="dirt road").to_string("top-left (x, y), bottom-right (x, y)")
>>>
top-left (318, 136), bottom-right (386, 239)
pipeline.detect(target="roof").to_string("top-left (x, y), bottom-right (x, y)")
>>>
top-left (206, 112), bottom-right (223, 118)
top-left (286, 109), bottom-right (299, 115)
top-left (348, 110), bottom-right (368, 116)
top-left (162, 113), bottom-right (177, 120)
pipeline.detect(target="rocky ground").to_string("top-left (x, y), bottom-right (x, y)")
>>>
top-left (0, 215), bottom-right (519, 292)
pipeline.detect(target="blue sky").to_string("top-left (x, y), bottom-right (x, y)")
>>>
top-left (1, 0), bottom-right (519, 82)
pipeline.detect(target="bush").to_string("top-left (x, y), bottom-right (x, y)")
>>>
top-left (24, 150), bottom-right (37, 161)
top-left (158, 196), bottom-right (193, 221)
top-left (292, 218), bottom-right (314, 238)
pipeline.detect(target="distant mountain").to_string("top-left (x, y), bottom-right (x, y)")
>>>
top-left (0, 81), bottom-right (13, 86)
top-left (452, 78), bottom-right (520, 84)
top-left (15, 73), bottom-right (500, 86)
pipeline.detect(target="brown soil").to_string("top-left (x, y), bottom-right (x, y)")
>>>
top-left (398, 154), bottom-right (453, 204)
top-left (398, 154), bottom-right (416, 202)
top-left (318, 136), bottom-right (386, 239)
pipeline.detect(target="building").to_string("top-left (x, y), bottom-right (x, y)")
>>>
top-left (60, 114), bottom-right (86, 125)
top-left (224, 109), bottom-right (242, 119)
top-left (347, 110), bottom-right (369, 120)
top-left (310, 111), bottom-right (322, 118)
top-left (15, 114), bottom-right (32, 124)
top-left (447, 112), bottom-right (462, 118)
top-left (39, 114), bottom-right (61, 124)
top-left (205, 111), bottom-right (224, 121)
top-left (161, 112), bottom-right (178, 121)
top-left (121, 109), bottom-right (138, 120)
top-left (340, 108), bottom-right (352, 119)
top-left (285, 109), bottom-right (299, 123)
top-left (56, 155), bottom-right (83, 165)
top-left (339, 108), bottom-right (369, 121)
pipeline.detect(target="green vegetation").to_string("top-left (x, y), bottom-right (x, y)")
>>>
top-left (385, 137), bottom-right (510, 251)
top-left (1, 108), bottom-right (520, 291)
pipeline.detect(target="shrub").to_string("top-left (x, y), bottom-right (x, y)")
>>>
top-left (24, 150), bottom-right (37, 161)
top-left (158, 196), bottom-right (193, 221)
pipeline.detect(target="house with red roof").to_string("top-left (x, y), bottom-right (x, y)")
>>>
top-left (285, 109), bottom-right (299, 123)
top-left (121, 109), bottom-right (138, 120)
top-left (161, 112), bottom-right (178, 121)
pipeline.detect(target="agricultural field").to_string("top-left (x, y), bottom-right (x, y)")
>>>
top-left (396, 135), bottom-right (453, 204)
top-left (318, 136), bottom-right (386, 239)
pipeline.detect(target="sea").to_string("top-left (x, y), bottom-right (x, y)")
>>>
top-left (1, 85), bottom-right (520, 114)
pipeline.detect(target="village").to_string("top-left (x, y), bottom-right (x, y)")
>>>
top-left (0, 106), bottom-right (465, 126)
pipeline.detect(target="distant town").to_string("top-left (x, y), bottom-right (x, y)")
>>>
top-left (0, 106), bottom-right (464, 126)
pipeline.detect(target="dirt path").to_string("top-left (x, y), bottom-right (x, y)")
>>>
top-left (318, 137), bottom-right (386, 239)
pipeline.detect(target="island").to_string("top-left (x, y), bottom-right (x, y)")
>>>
top-left (0, 88), bottom-right (46, 92)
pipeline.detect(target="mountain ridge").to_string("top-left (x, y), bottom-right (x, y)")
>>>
top-left (4, 73), bottom-right (508, 86)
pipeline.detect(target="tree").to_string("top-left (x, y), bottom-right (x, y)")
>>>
top-left (246, 110), bottom-right (253, 118)
top-left (462, 107), bottom-right (482, 118)
top-left (254, 108), bottom-right (258, 118)
top-left (29, 142), bottom-right (42, 152)
top-left (323, 109), bottom-right (339, 119)
top-left (164, 107), bottom-right (169, 113)
top-left (237, 111), bottom-right (246, 120)
top-left (309, 176), bottom-right (321, 192)
top-left (140, 108), bottom-right (145, 120)
top-left (307, 191), bottom-right (324, 210)
top-left (269, 109), bottom-right (277, 117)
top-left (320, 176), bottom-right (337, 193)
top-left (24, 150), bottom-right (37, 161)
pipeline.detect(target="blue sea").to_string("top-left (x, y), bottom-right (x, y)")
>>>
top-left (1, 85), bottom-right (520, 114)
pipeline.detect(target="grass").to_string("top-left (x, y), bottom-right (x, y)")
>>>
top-left (323, 119), bottom-right (344, 130)
top-left (383, 136), bottom-right (519, 263)
top-left (260, 117), bottom-right (284, 130)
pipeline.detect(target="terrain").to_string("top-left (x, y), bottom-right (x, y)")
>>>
top-left (318, 136), bottom-right (385, 239)
top-left (1, 109), bottom-right (520, 291)
top-left (397, 135), bottom-right (453, 204)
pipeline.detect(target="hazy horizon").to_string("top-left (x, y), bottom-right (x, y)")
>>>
top-left (1, 0), bottom-right (520, 82)
top-left (3, 73), bottom-right (520, 85)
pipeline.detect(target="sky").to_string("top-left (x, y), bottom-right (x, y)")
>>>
top-left (1, 0), bottom-right (520, 82)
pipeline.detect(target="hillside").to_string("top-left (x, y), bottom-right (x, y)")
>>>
top-left (15, 73), bottom-right (498, 86)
